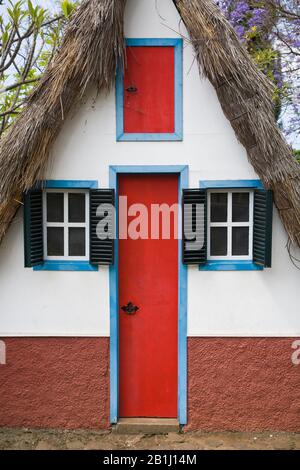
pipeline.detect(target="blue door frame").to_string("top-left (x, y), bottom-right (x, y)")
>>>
top-left (109, 165), bottom-right (188, 424)
top-left (116, 38), bottom-right (183, 142)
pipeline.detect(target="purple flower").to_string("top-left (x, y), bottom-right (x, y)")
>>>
top-left (230, 1), bottom-right (250, 25)
top-left (248, 8), bottom-right (267, 29)
top-left (214, 0), bottom-right (300, 137)
top-left (235, 1), bottom-right (249, 15)
top-left (291, 39), bottom-right (300, 48)
top-left (274, 70), bottom-right (283, 88)
top-left (235, 24), bottom-right (246, 39)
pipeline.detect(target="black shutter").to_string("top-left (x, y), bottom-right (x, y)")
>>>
top-left (90, 189), bottom-right (115, 265)
top-left (253, 189), bottom-right (273, 268)
top-left (182, 189), bottom-right (207, 265)
top-left (23, 189), bottom-right (44, 267)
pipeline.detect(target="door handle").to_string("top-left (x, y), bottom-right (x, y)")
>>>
top-left (126, 86), bottom-right (138, 93)
top-left (121, 302), bottom-right (139, 315)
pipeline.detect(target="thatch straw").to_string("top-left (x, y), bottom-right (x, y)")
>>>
top-left (0, 0), bottom-right (126, 243)
top-left (172, 0), bottom-right (300, 246)
top-left (0, 0), bottom-right (299, 248)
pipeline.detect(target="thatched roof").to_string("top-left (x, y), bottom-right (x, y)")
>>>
top-left (0, 0), bottom-right (299, 247)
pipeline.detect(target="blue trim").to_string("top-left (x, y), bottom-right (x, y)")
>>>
top-left (199, 179), bottom-right (264, 272)
top-left (34, 261), bottom-right (98, 271)
top-left (110, 165), bottom-right (187, 174)
top-left (116, 132), bottom-right (183, 142)
top-left (199, 179), bottom-right (264, 189)
top-left (44, 180), bottom-right (98, 189)
top-left (116, 38), bottom-right (183, 142)
top-left (116, 63), bottom-right (125, 142)
top-left (178, 166), bottom-right (188, 425)
top-left (199, 261), bottom-right (263, 271)
top-left (34, 180), bottom-right (99, 272)
top-left (125, 38), bottom-right (181, 47)
top-left (109, 168), bottom-right (119, 424)
top-left (109, 165), bottom-right (188, 425)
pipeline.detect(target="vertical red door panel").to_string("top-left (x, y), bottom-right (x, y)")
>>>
top-left (123, 46), bottom-right (175, 134)
top-left (119, 174), bottom-right (178, 418)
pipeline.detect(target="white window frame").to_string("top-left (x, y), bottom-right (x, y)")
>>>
top-left (207, 189), bottom-right (254, 261)
top-left (43, 189), bottom-right (89, 261)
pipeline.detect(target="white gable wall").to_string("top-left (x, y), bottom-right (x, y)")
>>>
top-left (0, 0), bottom-right (299, 336)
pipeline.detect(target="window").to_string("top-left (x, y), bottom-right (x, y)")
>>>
top-left (44, 189), bottom-right (89, 260)
top-left (208, 190), bottom-right (253, 261)
top-left (23, 180), bottom-right (115, 271)
top-left (116, 38), bottom-right (183, 141)
top-left (182, 181), bottom-right (273, 270)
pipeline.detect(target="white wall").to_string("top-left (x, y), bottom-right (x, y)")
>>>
top-left (0, 0), bottom-right (299, 337)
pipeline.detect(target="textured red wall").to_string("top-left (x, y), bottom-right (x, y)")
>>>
top-left (187, 338), bottom-right (300, 432)
top-left (1, 337), bottom-right (300, 431)
top-left (0, 338), bottom-right (109, 429)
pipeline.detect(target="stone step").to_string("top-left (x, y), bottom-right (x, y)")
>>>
top-left (113, 418), bottom-right (180, 434)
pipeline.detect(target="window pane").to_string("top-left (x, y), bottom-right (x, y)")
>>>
top-left (47, 227), bottom-right (64, 256)
top-left (232, 227), bottom-right (249, 255)
top-left (210, 227), bottom-right (227, 256)
top-left (210, 193), bottom-right (227, 222)
top-left (68, 193), bottom-right (86, 223)
top-left (47, 193), bottom-right (64, 222)
top-left (69, 228), bottom-right (85, 256)
top-left (232, 192), bottom-right (249, 222)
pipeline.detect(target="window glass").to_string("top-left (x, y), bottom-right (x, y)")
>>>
top-left (68, 193), bottom-right (85, 223)
top-left (210, 227), bottom-right (227, 256)
top-left (210, 193), bottom-right (227, 222)
top-left (47, 227), bottom-right (64, 256)
top-left (47, 193), bottom-right (64, 222)
top-left (69, 228), bottom-right (86, 256)
top-left (45, 190), bottom-right (88, 260)
top-left (232, 227), bottom-right (249, 255)
top-left (232, 193), bottom-right (249, 222)
top-left (208, 189), bottom-right (252, 260)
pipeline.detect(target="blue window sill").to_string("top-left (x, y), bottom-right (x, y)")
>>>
top-left (199, 261), bottom-right (264, 271)
top-left (117, 132), bottom-right (183, 142)
top-left (33, 261), bottom-right (98, 272)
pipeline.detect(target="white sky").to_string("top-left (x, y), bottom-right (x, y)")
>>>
top-left (38, 0), bottom-right (60, 10)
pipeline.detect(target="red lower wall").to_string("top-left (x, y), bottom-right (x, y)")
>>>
top-left (0, 337), bottom-right (299, 430)
top-left (187, 338), bottom-right (300, 432)
top-left (0, 338), bottom-right (110, 429)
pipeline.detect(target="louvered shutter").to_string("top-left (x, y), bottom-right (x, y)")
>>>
top-left (182, 189), bottom-right (207, 265)
top-left (23, 189), bottom-right (44, 267)
top-left (253, 189), bottom-right (273, 268)
top-left (90, 189), bottom-right (115, 265)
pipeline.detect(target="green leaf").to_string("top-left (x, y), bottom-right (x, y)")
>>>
top-left (0, 0), bottom-right (78, 136)
top-left (61, 0), bottom-right (75, 18)
top-left (2, 30), bottom-right (9, 46)
top-left (27, 0), bottom-right (35, 18)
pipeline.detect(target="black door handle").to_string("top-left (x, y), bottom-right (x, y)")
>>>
top-left (126, 86), bottom-right (138, 93)
top-left (121, 302), bottom-right (139, 315)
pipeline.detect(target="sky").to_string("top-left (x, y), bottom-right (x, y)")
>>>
top-left (39, 0), bottom-right (60, 10)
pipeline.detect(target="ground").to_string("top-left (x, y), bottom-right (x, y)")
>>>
top-left (1, 428), bottom-right (300, 450)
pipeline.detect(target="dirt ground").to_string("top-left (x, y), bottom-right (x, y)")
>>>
top-left (0, 428), bottom-right (300, 450)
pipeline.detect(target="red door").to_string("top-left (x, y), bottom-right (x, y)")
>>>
top-left (119, 174), bottom-right (178, 418)
top-left (124, 46), bottom-right (175, 134)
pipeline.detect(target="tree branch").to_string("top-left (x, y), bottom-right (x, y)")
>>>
top-left (0, 77), bottom-right (40, 94)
